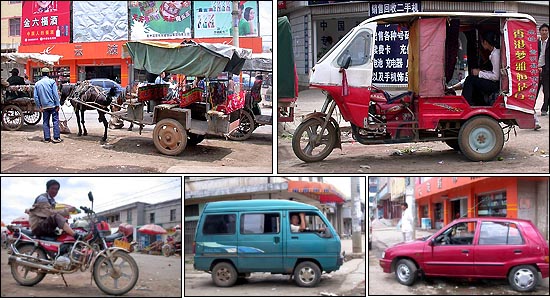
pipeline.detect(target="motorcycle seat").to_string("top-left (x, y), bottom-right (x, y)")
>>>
top-left (20, 228), bottom-right (58, 241)
top-left (104, 232), bottom-right (123, 242)
top-left (384, 91), bottom-right (413, 104)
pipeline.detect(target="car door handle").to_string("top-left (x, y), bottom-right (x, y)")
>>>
top-left (461, 250), bottom-right (469, 253)
top-left (291, 236), bottom-right (299, 239)
top-left (514, 250), bottom-right (522, 254)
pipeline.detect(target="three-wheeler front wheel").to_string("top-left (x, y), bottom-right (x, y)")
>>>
top-left (292, 118), bottom-right (337, 162)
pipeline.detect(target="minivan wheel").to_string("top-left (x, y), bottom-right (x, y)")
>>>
top-left (508, 265), bottom-right (538, 292)
top-left (395, 259), bottom-right (417, 286)
top-left (294, 261), bottom-right (321, 287)
top-left (212, 262), bottom-right (238, 287)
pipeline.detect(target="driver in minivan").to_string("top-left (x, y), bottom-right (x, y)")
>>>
top-left (290, 212), bottom-right (327, 234)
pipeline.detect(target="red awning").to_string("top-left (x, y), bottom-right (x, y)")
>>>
top-left (287, 181), bottom-right (345, 204)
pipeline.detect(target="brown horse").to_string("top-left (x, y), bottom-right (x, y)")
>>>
top-left (60, 81), bottom-right (116, 141)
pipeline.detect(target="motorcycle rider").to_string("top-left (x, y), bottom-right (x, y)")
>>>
top-left (172, 225), bottom-right (182, 250)
top-left (26, 180), bottom-right (81, 239)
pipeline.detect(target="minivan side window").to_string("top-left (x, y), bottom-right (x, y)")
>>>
top-left (479, 221), bottom-right (524, 245)
top-left (289, 212), bottom-right (329, 234)
top-left (203, 214), bottom-right (236, 235)
top-left (240, 213), bottom-right (280, 234)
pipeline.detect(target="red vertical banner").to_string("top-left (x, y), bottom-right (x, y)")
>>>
top-left (503, 19), bottom-right (538, 113)
top-left (21, 1), bottom-right (71, 46)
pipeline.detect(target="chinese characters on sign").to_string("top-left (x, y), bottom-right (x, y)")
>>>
top-left (130, 1), bottom-right (192, 40)
top-left (369, 1), bottom-right (421, 84)
top-left (504, 20), bottom-right (538, 112)
top-left (21, 1), bottom-right (71, 45)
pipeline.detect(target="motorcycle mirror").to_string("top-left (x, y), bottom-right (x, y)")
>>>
top-left (88, 191), bottom-right (94, 202)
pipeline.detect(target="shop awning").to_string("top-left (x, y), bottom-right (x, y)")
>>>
top-left (1, 53), bottom-right (62, 66)
top-left (287, 181), bottom-right (346, 204)
top-left (124, 40), bottom-right (252, 77)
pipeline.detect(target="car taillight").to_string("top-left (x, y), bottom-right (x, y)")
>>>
top-left (192, 241), bottom-right (196, 254)
top-left (545, 256), bottom-right (549, 263)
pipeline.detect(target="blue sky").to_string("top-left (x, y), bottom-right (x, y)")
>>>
top-left (1, 177), bottom-right (182, 225)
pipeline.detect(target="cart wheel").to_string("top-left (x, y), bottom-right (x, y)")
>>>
top-left (292, 118), bottom-right (337, 163)
top-left (153, 118), bottom-right (187, 156)
top-left (458, 116), bottom-right (504, 161)
top-left (23, 111), bottom-right (42, 125)
top-left (2, 105), bottom-right (24, 131)
top-left (228, 110), bottom-right (255, 141)
top-left (188, 133), bottom-right (206, 146)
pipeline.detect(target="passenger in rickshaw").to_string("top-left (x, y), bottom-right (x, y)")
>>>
top-left (250, 74), bottom-right (263, 115)
top-left (7, 68), bottom-right (25, 86)
top-left (451, 31), bottom-right (500, 106)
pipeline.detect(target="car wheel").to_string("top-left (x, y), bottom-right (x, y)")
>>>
top-left (294, 261), bottom-right (321, 287)
top-left (211, 262), bottom-right (238, 287)
top-left (395, 259), bottom-right (417, 286)
top-left (508, 265), bottom-right (538, 292)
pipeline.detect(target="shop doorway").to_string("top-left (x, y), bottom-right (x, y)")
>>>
top-left (451, 198), bottom-right (468, 220)
top-left (84, 65), bottom-right (121, 83)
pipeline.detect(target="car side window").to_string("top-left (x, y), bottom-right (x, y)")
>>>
top-left (240, 213), bottom-right (280, 234)
top-left (105, 81), bottom-right (114, 88)
top-left (434, 221), bottom-right (477, 246)
top-left (336, 29), bottom-right (373, 67)
top-left (479, 221), bottom-right (524, 245)
top-left (203, 214), bottom-right (236, 235)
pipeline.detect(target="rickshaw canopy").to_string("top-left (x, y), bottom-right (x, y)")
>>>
top-left (124, 40), bottom-right (252, 77)
top-left (1, 52), bottom-right (62, 66)
top-left (242, 53), bottom-right (272, 72)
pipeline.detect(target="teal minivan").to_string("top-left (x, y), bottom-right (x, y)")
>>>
top-left (193, 200), bottom-right (344, 287)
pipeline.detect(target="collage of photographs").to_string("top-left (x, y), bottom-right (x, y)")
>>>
top-left (0, 0), bottom-right (549, 298)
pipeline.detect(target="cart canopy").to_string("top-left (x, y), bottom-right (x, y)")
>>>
top-left (242, 53), bottom-right (272, 72)
top-left (278, 17), bottom-right (298, 99)
top-left (1, 53), bottom-right (62, 66)
top-left (125, 41), bottom-right (252, 77)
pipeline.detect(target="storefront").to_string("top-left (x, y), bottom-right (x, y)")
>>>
top-left (18, 37), bottom-right (262, 88)
top-left (415, 177), bottom-right (549, 239)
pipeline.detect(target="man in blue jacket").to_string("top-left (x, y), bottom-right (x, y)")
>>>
top-left (34, 67), bottom-right (62, 143)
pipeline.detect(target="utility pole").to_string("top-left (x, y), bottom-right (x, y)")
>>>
top-left (351, 177), bottom-right (362, 253)
top-left (231, 1), bottom-right (240, 92)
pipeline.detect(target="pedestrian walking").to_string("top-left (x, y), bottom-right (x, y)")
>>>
top-left (401, 203), bottom-right (413, 242)
top-left (34, 67), bottom-right (62, 143)
top-left (537, 23), bottom-right (549, 116)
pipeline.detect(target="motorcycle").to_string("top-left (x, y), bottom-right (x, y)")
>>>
top-left (71, 219), bottom-right (136, 252)
top-left (8, 192), bottom-right (139, 295)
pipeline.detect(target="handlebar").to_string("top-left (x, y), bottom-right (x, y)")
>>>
top-left (80, 206), bottom-right (95, 214)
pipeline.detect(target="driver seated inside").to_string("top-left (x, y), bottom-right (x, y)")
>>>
top-left (446, 31), bottom-right (500, 106)
top-left (25, 180), bottom-right (80, 240)
top-left (290, 212), bottom-right (327, 233)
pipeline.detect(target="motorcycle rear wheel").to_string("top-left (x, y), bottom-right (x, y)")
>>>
top-left (162, 244), bottom-right (174, 257)
top-left (10, 244), bottom-right (47, 286)
top-left (93, 250), bottom-right (139, 295)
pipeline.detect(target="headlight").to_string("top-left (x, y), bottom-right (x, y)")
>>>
top-left (381, 251), bottom-right (385, 259)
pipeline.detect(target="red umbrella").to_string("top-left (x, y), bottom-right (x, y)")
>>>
top-left (138, 224), bottom-right (167, 235)
top-left (12, 216), bottom-right (29, 227)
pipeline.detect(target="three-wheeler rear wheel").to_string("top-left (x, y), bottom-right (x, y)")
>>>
top-left (292, 118), bottom-right (337, 162)
top-left (458, 116), bottom-right (504, 161)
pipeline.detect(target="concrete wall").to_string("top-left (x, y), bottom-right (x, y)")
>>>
top-left (517, 180), bottom-right (548, 240)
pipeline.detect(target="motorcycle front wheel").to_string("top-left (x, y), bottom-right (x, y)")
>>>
top-left (10, 244), bottom-right (47, 286)
top-left (93, 250), bottom-right (139, 295)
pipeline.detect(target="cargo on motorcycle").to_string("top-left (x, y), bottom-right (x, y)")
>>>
top-left (8, 192), bottom-right (139, 296)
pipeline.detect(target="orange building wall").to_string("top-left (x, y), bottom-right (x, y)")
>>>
top-left (18, 37), bottom-right (263, 87)
top-left (414, 177), bottom-right (542, 229)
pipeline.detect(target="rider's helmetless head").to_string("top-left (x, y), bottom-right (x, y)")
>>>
top-left (46, 179), bottom-right (60, 198)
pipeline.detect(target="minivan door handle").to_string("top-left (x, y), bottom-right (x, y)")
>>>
top-left (291, 236), bottom-right (299, 239)
top-left (274, 236), bottom-right (280, 244)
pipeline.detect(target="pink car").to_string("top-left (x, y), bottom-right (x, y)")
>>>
top-left (379, 217), bottom-right (549, 292)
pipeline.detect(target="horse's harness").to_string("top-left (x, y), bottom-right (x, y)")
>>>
top-left (68, 81), bottom-right (109, 110)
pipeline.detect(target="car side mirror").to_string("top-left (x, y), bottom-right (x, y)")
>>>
top-left (429, 239), bottom-right (434, 247)
top-left (341, 55), bottom-right (352, 69)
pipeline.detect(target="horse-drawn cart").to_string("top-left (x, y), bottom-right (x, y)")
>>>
top-left (119, 41), bottom-right (252, 155)
top-left (1, 53), bottom-right (62, 131)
